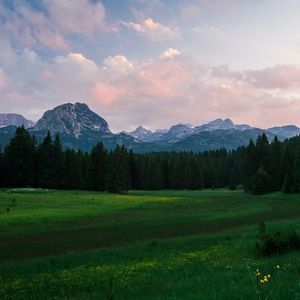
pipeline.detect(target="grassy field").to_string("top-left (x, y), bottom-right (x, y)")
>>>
top-left (0, 188), bottom-right (299, 299)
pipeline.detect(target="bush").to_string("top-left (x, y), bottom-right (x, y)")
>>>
top-left (256, 226), bottom-right (300, 256)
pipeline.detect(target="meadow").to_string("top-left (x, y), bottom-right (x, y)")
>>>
top-left (0, 188), bottom-right (299, 299)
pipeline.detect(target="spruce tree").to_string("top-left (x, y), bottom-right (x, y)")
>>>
top-left (282, 173), bottom-right (293, 194)
top-left (37, 131), bottom-right (54, 188)
top-left (244, 139), bottom-right (257, 190)
top-left (269, 136), bottom-right (281, 190)
top-left (106, 145), bottom-right (131, 193)
top-left (292, 142), bottom-right (300, 193)
top-left (87, 142), bottom-right (107, 191)
top-left (52, 135), bottom-right (64, 188)
top-left (279, 147), bottom-right (293, 190)
top-left (4, 126), bottom-right (36, 187)
top-left (250, 164), bottom-right (273, 195)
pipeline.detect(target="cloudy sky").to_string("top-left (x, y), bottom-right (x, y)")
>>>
top-left (1, 0), bottom-right (300, 132)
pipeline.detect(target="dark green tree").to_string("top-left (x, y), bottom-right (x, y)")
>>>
top-left (87, 142), bottom-right (107, 191)
top-left (106, 145), bottom-right (131, 193)
top-left (292, 143), bottom-right (300, 192)
top-left (4, 126), bottom-right (36, 187)
top-left (37, 131), bottom-right (55, 188)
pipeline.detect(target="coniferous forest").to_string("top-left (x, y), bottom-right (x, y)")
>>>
top-left (1, 126), bottom-right (300, 195)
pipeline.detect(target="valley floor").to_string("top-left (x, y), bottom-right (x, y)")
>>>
top-left (0, 189), bottom-right (299, 299)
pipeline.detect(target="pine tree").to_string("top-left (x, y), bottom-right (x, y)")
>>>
top-left (269, 136), bottom-right (281, 190)
top-left (106, 145), bottom-right (131, 193)
top-left (63, 149), bottom-right (82, 189)
top-left (4, 126), bottom-right (36, 187)
top-left (87, 142), bottom-right (107, 191)
top-left (282, 172), bottom-right (293, 194)
top-left (190, 159), bottom-right (205, 190)
top-left (37, 131), bottom-right (54, 188)
top-left (292, 142), bottom-right (300, 193)
top-left (256, 133), bottom-right (270, 171)
top-left (279, 146), bottom-right (293, 190)
top-left (52, 135), bottom-right (64, 188)
top-left (250, 164), bottom-right (273, 195)
top-left (244, 139), bottom-right (257, 190)
top-left (229, 162), bottom-right (239, 190)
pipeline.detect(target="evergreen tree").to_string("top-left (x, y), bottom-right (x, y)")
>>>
top-left (107, 145), bottom-right (131, 193)
top-left (282, 173), bottom-right (293, 194)
top-left (87, 142), bottom-right (107, 191)
top-left (255, 133), bottom-right (270, 171)
top-left (4, 126), bottom-right (36, 187)
top-left (292, 142), bottom-right (300, 193)
top-left (37, 131), bottom-right (54, 188)
top-left (190, 159), bottom-right (205, 190)
top-left (63, 149), bottom-right (82, 189)
top-left (229, 162), bottom-right (239, 190)
top-left (250, 164), bottom-right (273, 195)
top-left (269, 136), bottom-right (281, 190)
top-left (52, 135), bottom-right (64, 188)
top-left (279, 146), bottom-right (293, 190)
top-left (244, 139), bottom-right (257, 190)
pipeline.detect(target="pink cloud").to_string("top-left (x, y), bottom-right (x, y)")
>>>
top-left (2, 46), bottom-right (300, 131)
top-left (91, 82), bottom-right (124, 106)
top-left (0, 0), bottom-right (109, 51)
top-left (121, 18), bottom-right (180, 42)
top-left (210, 65), bottom-right (300, 90)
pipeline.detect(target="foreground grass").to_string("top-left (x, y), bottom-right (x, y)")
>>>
top-left (0, 189), bottom-right (299, 299)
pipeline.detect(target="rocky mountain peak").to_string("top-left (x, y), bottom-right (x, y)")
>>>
top-left (0, 113), bottom-right (35, 128)
top-left (33, 102), bottom-right (111, 138)
top-left (207, 118), bottom-right (234, 127)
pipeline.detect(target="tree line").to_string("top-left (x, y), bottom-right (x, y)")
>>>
top-left (0, 126), bottom-right (300, 194)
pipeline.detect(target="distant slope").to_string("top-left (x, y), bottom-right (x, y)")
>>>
top-left (0, 114), bottom-right (35, 128)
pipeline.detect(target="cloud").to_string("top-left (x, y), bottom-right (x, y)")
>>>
top-left (0, 0), bottom-right (108, 51)
top-left (192, 24), bottom-right (224, 40)
top-left (1, 43), bottom-right (300, 131)
top-left (159, 48), bottom-right (181, 59)
top-left (121, 18), bottom-right (180, 42)
top-left (180, 0), bottom-right (234, 19)
top-left (210, 65), bottom-right (300, 90)
top-left (103, 55), bottom-right (133, 75)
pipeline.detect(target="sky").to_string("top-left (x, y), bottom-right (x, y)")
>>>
top-left (1, 0), bottom-right (300, 132)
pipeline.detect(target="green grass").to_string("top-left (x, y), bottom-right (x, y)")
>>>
top-left (0, 188), bottom-right (299, 299)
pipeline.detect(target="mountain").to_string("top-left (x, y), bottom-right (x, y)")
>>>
top-left (267, 125), bottom-right (300, 139)
top-left (126, 126), bottom-right (153, 141)
top-left (0, 113), bottom-right (35, 128)
top-left (126, 119), bottom-right (252, 143)
top-left (33, 102), bottom-right (111, 138)
top-left (195, 118), bottom-right (252, 132)
top-left (169, 128), bottom-right (278, 152)
top-left (0, 102), bottom-right (299, 152)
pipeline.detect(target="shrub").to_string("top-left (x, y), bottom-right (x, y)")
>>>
top-left (256, 225), bottom-right (300, 256)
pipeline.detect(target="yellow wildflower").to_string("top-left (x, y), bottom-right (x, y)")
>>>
top-left (267, 274), bottom-right (271, 279)
top-left (260, 279), bottom-right (265, 285)
top-left (276, 265), bottom-right (280, 269)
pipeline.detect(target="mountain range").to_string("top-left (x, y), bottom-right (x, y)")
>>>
top-left (0, 102), bottom-right (300, 152)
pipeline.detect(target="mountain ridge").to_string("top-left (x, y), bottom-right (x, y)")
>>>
top-left (0, 113), bottom-right (35, 128)
top-left (0, 102), bottom-right (299, 152)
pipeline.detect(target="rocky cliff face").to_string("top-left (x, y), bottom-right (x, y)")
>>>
top-left (33, 102), bottom-right (112, 138)
top-left (0, 114), bottom-right (35, 128)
